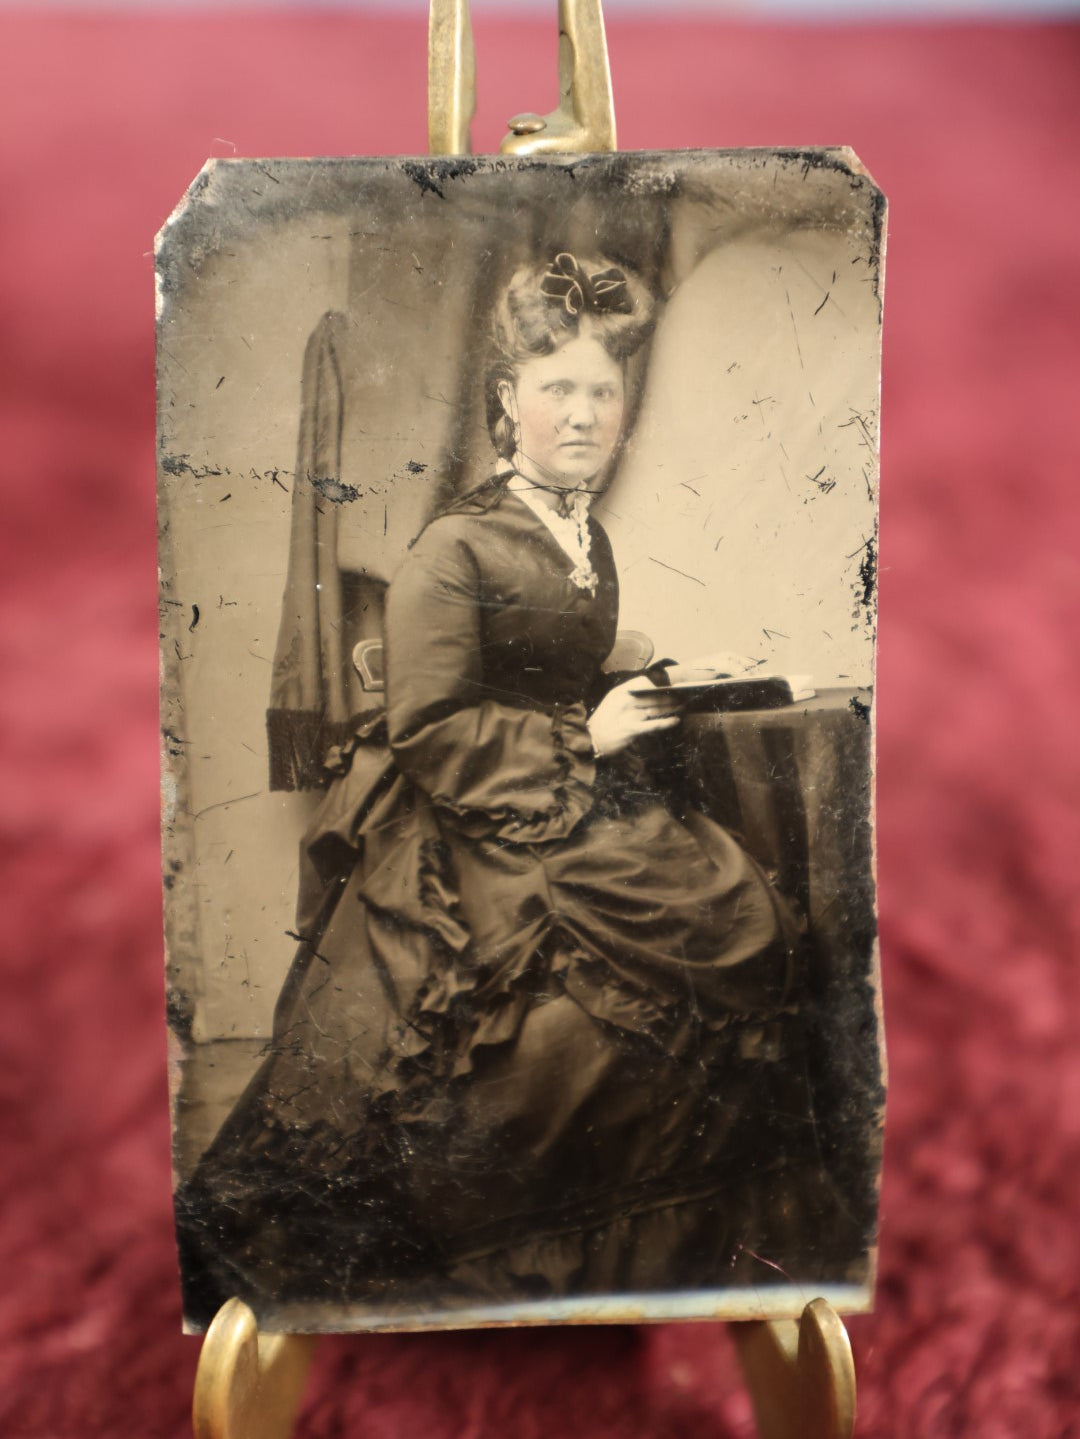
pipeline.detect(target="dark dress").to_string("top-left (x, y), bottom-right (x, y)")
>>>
top-left (177, 478), bottom-right (820, 1327)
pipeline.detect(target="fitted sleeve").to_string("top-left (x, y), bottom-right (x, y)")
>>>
top-left (384, 522), bottom-right (596, 844)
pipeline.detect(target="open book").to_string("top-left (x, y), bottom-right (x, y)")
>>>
top-left (631, 673), bottom-right (816, 713)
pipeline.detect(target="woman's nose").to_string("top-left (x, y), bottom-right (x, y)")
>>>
top-left (565, 393), bottom-right (596, 428)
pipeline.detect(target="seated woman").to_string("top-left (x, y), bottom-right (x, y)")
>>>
top-left (177, 252), bottom-right (826, 1326)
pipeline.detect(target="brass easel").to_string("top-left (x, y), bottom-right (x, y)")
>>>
top-left (191, 5), bottom-right (858, 1434)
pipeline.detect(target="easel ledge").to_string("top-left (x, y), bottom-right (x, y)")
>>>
top-left (192, 1295), bottom-right (856, 1439)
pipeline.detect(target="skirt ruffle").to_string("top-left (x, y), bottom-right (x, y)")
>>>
top-left (175, 720), bottom-right (822, 1326)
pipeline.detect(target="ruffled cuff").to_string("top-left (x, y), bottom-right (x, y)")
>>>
top-left (490, 701), bottom-right (596, 845)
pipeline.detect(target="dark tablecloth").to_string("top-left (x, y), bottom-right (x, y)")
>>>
top-left (687, 688), bottom-right (875, 987)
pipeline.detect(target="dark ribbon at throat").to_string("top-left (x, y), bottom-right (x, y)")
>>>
top-left (540, 252), bottom-right (632, 317)
top-left (507, 467), bottom-right (595, 518)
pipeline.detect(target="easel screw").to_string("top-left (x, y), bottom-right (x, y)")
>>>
top-left (508, 113), bottom-right (547, 135)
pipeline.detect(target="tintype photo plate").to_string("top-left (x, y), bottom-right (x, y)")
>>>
top-left (158, 149), bottom-right (885, 1334)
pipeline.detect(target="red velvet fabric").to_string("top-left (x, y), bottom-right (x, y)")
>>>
top-left (1, 13), bottom-right (1078, 1436)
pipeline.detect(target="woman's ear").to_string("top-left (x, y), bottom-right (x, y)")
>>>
top-left (497, 378), bottom-right (518, 425)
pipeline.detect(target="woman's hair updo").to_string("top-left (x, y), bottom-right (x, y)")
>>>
top-left (485, 251), bottom-right (657, 460)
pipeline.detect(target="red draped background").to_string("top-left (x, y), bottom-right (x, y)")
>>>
top-left (1, 13), bottom-right (1078, 1436)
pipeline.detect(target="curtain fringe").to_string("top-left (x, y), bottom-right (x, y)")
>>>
top-left (266, 708), bottom-right (359, 793)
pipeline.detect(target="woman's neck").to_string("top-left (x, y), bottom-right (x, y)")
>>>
top-left (508, 454), bottom-right (595, 514)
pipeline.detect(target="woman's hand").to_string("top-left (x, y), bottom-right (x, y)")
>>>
top-left (588, 676), bottom-right (683, 758)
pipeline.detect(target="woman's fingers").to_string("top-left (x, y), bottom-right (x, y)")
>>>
top-left (635, 697), bottom-right (682, 718)
top-left (589, 681), bottom-right (684, 757)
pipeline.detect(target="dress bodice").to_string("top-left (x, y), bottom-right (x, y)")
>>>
top-left (399, 484), bottom-right (619, 713)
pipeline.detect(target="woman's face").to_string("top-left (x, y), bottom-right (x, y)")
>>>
top-left (500, 325), bottom-right (626, 492)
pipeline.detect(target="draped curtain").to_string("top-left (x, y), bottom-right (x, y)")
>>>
top-left (266, 311), bottom-right (353, 791)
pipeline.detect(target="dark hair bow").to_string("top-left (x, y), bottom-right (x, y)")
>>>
top-left (540, 252), bottom-right (633, 317)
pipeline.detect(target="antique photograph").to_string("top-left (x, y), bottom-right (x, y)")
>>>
top-left (158, 150), bottom-right (885, 1332)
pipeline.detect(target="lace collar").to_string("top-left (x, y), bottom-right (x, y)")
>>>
top-left (505, 472), bottom-right (597, 596)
